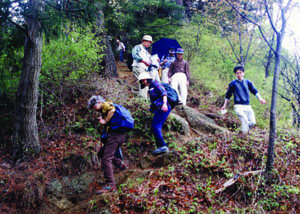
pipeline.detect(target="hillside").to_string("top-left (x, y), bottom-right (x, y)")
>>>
top-left (0, 61), bottom-right (299, 213)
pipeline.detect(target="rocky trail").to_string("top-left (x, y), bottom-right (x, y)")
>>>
top-left (0, 61), bottom-right (298, 213)
top-left (40, 62), bottom-right (238, 212)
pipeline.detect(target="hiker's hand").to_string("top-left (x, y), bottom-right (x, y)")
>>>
top-left (187, 81), bottom-right (189, 86)
top-left (259, 98), bottom-right (266, 104)
top-left (160, 59), bottom-right (167, 66)
top-left (141, 60), bottom-right (150, 67)
top-left (161, 103), bottom-right (168, 112)
top-left (99, 118), bottom-right (106, 125)
top-left (221, 105), bottom-right (226, 111)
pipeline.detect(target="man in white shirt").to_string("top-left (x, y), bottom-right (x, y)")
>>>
top-left (132, 35), bottom-right (153, 99)
top-left (116, 39), bottom-right (126, 62)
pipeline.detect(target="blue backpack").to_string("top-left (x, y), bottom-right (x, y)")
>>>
top-left (162, 83), bottom-right (181, 109)
top-left (109, 104), bottom-right (134, 132)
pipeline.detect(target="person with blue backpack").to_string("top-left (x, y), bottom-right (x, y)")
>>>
top-left (138, 72), bottom-right (180, 155)
top-left (87, 95), bottom-right (134, 194)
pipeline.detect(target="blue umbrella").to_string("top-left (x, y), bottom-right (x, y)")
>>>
top-left (152, 38), bottom-right (181, 60)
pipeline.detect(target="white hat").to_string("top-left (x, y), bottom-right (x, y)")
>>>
top-left (138, 72), bottom-right (152, 81)
top-left (142, 35), bottom-right (153, 43)
top-left (138, 72), bottom-right (152, 89)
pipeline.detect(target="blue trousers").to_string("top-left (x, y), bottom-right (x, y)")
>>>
top-left (120, 49), bottom-right (124, 62)
top-left (151, 105), bottom-right (171, 147)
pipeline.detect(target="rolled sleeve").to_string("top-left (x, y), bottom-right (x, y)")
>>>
top-left (132, 45), bottom-right (142, 62)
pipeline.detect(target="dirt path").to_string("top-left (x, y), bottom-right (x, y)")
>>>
top-left (116, 61), bottom-right (136, 85)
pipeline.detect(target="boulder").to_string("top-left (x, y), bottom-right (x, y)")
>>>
top-left (45, 172), bottom-right (97, 210)
top-left (169, 113), bottom-right (190, 136)
top-left (174, 105), bottom-right (229, 135)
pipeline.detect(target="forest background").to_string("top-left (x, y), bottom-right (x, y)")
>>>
top-left (0, 0), bottom-right (299, 213)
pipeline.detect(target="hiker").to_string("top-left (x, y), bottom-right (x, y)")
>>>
top-left (132, 35), bottom-right (153, 99)
top-left (168, 48), bottom-right (190, 106)
top-left (138, 72), bottom-right (172, 155)
top-left (116, 39), bottom-right (126, 62)
top-left (87, 95), bottom-right (131, 194)
top-left (221, 65), bottom-right (266, 135)
top-left (149, 54), bottom-right (161, 82)
top-left (160, 48), bottom-right (176, 83)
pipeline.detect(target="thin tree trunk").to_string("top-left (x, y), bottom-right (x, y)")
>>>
top-left (266, 34), bottom-right (282, 172)
top-left (291, 102), bottom-right (300, 128)
top-left (265, 34), bottom-right (275, 78)
top-left (237, 14), bottom-right (244, 65)
top-left (13, 0), bottom-right (42, 155)
top-left (265, 0), bottom-right (291, 173)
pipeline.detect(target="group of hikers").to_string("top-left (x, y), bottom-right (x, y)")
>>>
top-left (88, 35), bottom-right (266, 194)
top-left (132, 35), bottom-right (190, 106)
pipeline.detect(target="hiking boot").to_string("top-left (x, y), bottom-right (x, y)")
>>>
top-left (152, 146), bottom-right (169, 155)
top-left (95, 185), bottom-right (117, 194)
top-left (249, 124), bottom-right (256, 129)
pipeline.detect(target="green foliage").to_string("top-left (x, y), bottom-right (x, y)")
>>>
top-left (0, 24), bottom-right (24, 96)
top-left (175, 22), bottom-right (235, 95)
top-left (105, 0), bottom-right (184, 50)
top-left (41, 25), bottom-right (103, 84)
top-left (256, 183), bottom-right (299, 211)
top-left (174, 19), bottom-right (294, 129)
top-left (66, 117), bottom-right (100, 138)
top-left (0, 49), bottom-right (23, 96)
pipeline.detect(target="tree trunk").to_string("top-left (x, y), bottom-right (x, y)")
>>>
top-left (265, 0), bottom-right (291, 174)
top-left (265, 34), bottom-right (275, 78)
top-left (237, 14), bottom-right (244, 66)
top-left (102, 37), bottom-right (118, 78)
top-left (96, 9), bottom-right (118, 78)
top-left (13, 0), bottom-right (42, 155)
top-left (291, 103), bottom-right (300, 128)
top-left (266, 34), bottom-right (282, 172)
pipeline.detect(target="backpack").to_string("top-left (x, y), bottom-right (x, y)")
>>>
top-left (161, 83), bottom-right (181, 109)
top-left (109, 104), bottom-right (134, 132)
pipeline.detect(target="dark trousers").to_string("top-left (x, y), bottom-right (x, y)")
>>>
top-left (120, 49), bottom-right (124, 62)
top-left (100, 131), bottom-right (125, 186)
top-left (151, 105), bottom-right (171, 147)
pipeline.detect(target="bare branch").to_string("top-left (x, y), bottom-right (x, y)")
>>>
top-left (224, 0), bottom-right (277, 54)
top-left (244, 30), bottom-right (254, 63)
top-left (264, 0), bottom-right (279, 34)
top-left (224, 34), bottom-right (240, 63)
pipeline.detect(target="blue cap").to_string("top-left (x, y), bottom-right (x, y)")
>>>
top-left (176, 48), bottom-right (184, 54)
top-left (169, 48), bottom-right (175, 54)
